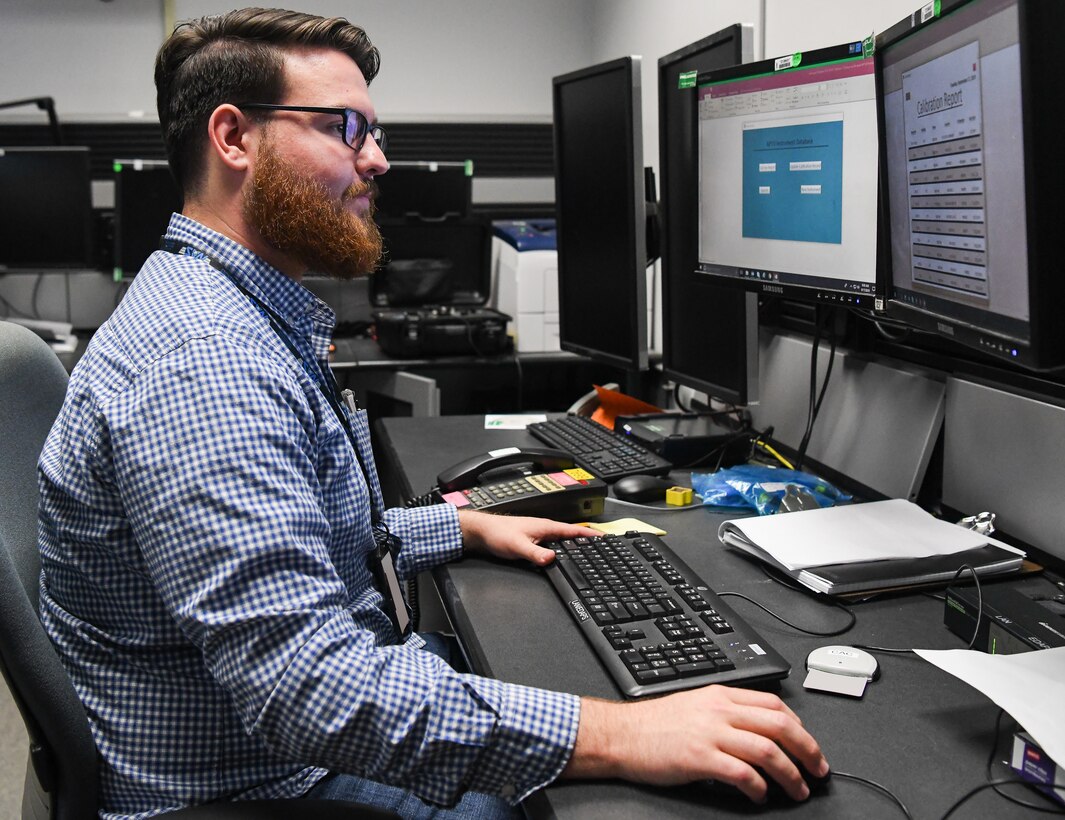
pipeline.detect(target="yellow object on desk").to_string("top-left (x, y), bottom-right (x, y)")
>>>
top-left (665, 486), bottom-right (693, 506)
top-left (579, 518), bottom-right (667, 537)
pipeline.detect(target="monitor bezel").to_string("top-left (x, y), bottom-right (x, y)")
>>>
top-left (112, 158), bottom-right (182, 280)
top-left (876, 0), bottom-right (1065, 371)
top-left (693, 40), bottom-right (884, 310)
top-left (658, 24), bottom-right (760, 405)
top-left (0, 145), bottom-right (94, 271)
top-left (552, 55), bottom-right (649, 372)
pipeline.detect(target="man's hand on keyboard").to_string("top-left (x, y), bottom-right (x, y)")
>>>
top-left (457, 509), bottom-right (600, 566)
top-left (562, 684), bottom-right (828, 804)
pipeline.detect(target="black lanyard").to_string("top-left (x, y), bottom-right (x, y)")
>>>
top-left (161, 239), bottom-right (412, 639)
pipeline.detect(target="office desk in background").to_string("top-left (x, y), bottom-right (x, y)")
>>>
top-left (374, 414), bottom-right (1058, 820)
top-left (331, 335), bottom-right (648, 417)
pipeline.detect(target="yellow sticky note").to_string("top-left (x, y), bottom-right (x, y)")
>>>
top-left (580, 518), bottom-right (667, 537)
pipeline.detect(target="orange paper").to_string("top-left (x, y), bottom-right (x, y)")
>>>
top-left (588, 384), bottom-right (663, 430)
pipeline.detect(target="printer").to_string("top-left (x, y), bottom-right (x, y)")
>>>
top-left (491, 220), bottom-right (560, 353)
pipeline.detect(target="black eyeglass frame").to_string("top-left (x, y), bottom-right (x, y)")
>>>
top-left (239, 103), bottom-right (387, 153)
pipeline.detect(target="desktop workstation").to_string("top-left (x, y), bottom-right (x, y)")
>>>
top-left (6, 3), bottom-right (1065, 813)
top-left (375, 2), bottom-right (1065, 816)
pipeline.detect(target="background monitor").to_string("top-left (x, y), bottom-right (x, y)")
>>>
top-left (694, 41), bottom-right (881, 308)
top-left (658, 24), bottom-right (759, 406)
top-left (375, 161), bottom-right (471, 221)
top-left (552, 56), bottom-right (649, 372)
top-left (0, 146), bottom-right (93, 270)
top-left (878, 0), bottom-right (1065, 370)
top-left (112, 159), bottom-right (182, 280)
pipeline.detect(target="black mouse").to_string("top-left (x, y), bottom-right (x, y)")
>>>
top-left (703, 760), bottom-right (831, 804)
top-left (612, 474), bottom-right (675, 503)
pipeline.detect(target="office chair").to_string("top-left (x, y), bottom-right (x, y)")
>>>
top-left (0, 321), bottom-right (396, 819)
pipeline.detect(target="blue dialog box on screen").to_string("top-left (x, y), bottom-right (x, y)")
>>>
top-left (742, 120), bottom-right (843, 244)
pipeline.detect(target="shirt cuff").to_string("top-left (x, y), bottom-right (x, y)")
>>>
top-left (385, 503), bottom-right (463, 579)
top-left (462, 678), bottom-right (581, 804)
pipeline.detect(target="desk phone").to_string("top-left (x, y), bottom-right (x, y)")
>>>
top-left (409, 446), bottom-right (607, 522)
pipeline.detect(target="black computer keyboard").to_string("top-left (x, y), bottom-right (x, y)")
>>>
top-left (527, 415), bottom-right (672, 482)
top-left (543, 531), bottom-right (790, 698)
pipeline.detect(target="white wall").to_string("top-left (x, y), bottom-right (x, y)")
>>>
top-left (764, 0), bottom-right (924, 56)
top-left (0, 0), bottom-right (595, 123)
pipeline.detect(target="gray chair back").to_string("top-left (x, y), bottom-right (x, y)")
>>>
top-left (0, 322), bottom-right (398, 819)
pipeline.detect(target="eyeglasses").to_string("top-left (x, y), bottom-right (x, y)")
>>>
top-left (239, 104), bottom-right (387, 153)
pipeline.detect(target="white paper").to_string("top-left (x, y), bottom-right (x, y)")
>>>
top-left (483, 414), bottom-right (546, 430)
top-left (915, 647), bottom-right (1065, 770)
top-left (719, 498), bottom-right (1023, 570)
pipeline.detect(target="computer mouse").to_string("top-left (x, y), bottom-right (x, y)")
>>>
top-left (703, 759), bottom-right (831, 804)
top-left (612, 474), bottom-right (675, 503)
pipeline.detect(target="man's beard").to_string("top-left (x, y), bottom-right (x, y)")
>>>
top-left (243, 139), bottom-right (383, 280)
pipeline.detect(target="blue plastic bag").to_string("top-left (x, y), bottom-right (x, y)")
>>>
top-left (691, 464), bottom-right (851, 515)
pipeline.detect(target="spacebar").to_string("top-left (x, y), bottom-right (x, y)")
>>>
top-left (556, 556), bottom-right (591, 593)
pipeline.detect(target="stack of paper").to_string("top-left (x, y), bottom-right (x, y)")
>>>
top-left (718, 498), bottom-right (1026, 595)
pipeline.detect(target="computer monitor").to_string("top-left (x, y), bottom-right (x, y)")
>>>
top-left (375, 161), bottom-right (471, 221)
top-left (694, 41), bottom-right (881, 308)
top-left (877, 0), bottom-right (1065, 370)
top-left (0, 146), bottom-right (93, 270)
top-left (112, 159), bottom-right (183, 280)
top-left (552, 56), bottom-right (649, 371)
top-left (658, 24), bottom-right (759, 406)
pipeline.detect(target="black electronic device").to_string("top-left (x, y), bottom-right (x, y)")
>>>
top-left (658, 25), bottom-right (760, 406)
top-left (876, 0), bottom-right (1065, 370)
top-left (0, 146), bottom-right (93, 270)
top-left (615, 411), bottom-right (750, 468)
top-left (611, 474), bottom-right (675, 504)
top-left (112, 159), bottom-right (182, 280)
top-left (543, 530), bottom-right (791, 697)
top-left (371, 216), bottom-right (511, 357)
top-left (374, 160), bottom-right (471, 221)
top-left (527, 414), bottom-right (672, 482)
top-left (944, 584), bottom-right (1065, 654)
top-left (372, 304), bottom-right (511, 358)
top-left (411, 446), bottom-right (607, 521)
top-left (552, 56), bottom-right (649, 372)
top-left (694, 40), bottom-right (881, 308)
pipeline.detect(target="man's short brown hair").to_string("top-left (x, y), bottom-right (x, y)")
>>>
top-left (155, 7), bottom-right (379, 196)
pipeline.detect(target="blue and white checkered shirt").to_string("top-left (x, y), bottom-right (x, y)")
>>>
top-left (38, 213), bottom-right (580, 819)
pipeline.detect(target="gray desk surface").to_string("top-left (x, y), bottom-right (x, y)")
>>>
top-left (331, 335), bottom-right (589, 370)
top-left (375, 415), bottom-right (1058, 819)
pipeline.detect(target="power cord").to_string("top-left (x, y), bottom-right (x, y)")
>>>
top-left (831, 771), bottom-right (913, 819)
top-left (941, 778), bottom-right (1065, 819)
top-left (716, 590), bottom-right (857, 637)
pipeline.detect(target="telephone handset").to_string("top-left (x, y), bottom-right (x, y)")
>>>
top-left (412, 446), bottom-right (607, 521)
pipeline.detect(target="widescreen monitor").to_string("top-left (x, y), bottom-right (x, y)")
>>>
top-left (658, 24), bottom-right (759, 406)
top-left (694, 41), bottom-right (880, 308)
top-left (113, 159), bottom-right (182, 280)
top-left (552, 56), bottom-right (649, 372)
top-left (0, 146), bottom-right (93, 270)
top-left (878, 0), bottom-right (1065, 370)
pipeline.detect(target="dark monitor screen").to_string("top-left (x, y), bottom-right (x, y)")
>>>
top-left (0, 146), bottom-right (93, 270)
top-left (113, 159), bottom-right (182, 280)
top-left (552, 56), bottom-right (648, 371)
top-left (658, 24), bottom-right (759, 405)
top-left (878, 0), bottom-right (1065, 370)
top-left (375, 161), bottom-right (471, 221)
top-left (695, 42), bottom-right (881, 308)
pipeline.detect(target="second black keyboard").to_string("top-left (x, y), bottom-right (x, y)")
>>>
top-left (527, 415), bottom-right (672, 482)
top-left (543, 531), bottom-right (791, 698)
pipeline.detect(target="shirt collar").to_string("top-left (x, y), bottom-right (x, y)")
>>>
top-left (163, 213), bottom-right (337, 359)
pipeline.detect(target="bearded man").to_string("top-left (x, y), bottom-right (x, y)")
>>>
top-left (37, 8), bottom-right (826, 819)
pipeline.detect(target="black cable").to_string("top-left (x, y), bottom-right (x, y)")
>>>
top-left (950, 563), bottom-right (983, 649)
top-left (797, 313), bottom-right (837, 471)
top-left (673, 382), bottom-right (692, 413)
top-left (942, 778), bottom-right (1065, 819)
top-left (832, 771), bottom-right (913, 819)
top-left (985, 709), bottom-right (1065, 813)
top-left (717, 590), bottom-right (857, 637)
top-left (31, 272), bottom-right (45, 318)
top-left (512, 351), bottom-right (524, 413)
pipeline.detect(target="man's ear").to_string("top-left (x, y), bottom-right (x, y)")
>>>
top-left (205, 104), bottom-right (256, 172)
